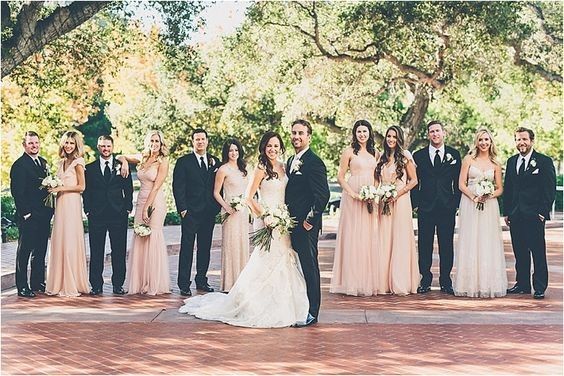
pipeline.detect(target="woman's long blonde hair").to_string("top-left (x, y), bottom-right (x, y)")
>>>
top-left (58, 131), bottom-right (84, 159)
top-left (139, 130), bottom-right (168, 169)
top-left (468, 128), bottom-right (499, 165)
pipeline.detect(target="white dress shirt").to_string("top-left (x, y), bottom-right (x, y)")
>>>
top-left (516, 149), bottom-right (534, 174)
top-left (429, 145), bottom-right (445, 166)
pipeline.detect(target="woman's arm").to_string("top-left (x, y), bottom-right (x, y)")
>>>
top-left (395, 157), bottom-right (418, 200)
top-left (458, 155), bottom-right (474, 200)
top-left (490, 163), bottom-right (503, 199)
top-left (117, 154), bottom-right (142, 178)
top-left (142, 158), bottom-right (169, 223)
top-left (336, 148), bottom-right (359, 199)
top-left (50, 162), bottom-right (85, 193)
top-left (213, 166), bottom-right (234, 214)
top-left (245, 166), bottom-right (266, 217)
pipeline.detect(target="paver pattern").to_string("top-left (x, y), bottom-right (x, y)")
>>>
top-left (1, 226), bottom-right (562, 375)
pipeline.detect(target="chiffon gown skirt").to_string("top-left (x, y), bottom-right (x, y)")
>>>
top-left (127, 163), bottom-right (171, 295)
top-left (330, 154), bottom-right (379, 296)
top-left (377, 156), bottom-right (419, 295)
top-left (179, 177), bottom-right (309, 328)
top-left (46, 157), bottom-right (90, 297)
top-left (454, 166), bottom-right (508, 298)
top-left (220, 167), bottom-right (249, 292)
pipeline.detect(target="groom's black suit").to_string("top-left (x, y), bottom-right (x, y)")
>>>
top-left (10, 153), bottom-right (54, 292)
top-left (503, 150), bottom-right (555, 293)
top-left (173, 152), bottom-right (221, 290)
top-left (285, 149), bottom-right (330, 319)
top-left (412, 145), bottom-right (461, 289)
top-left (83, 157), bottom-right (133, 291)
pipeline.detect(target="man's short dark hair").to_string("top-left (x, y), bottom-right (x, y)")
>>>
top-left (97, 135), bottom-right (114, 144)
top-left (291, 119), bottom-right (312, 135)
top-left (192, 128), bottom-right (208, 139)
top-left (427, 120), bottom-right (444, 131)
top-left (22, 131), bottom-right (39, 144)
top-left (515, 126), bottom-right (535, 141)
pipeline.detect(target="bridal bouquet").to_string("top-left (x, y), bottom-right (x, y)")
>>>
top-left (474, 178), bottom-right (495, 211)
top-left (250, 204), bottom-right (297, 252)
top-left (134, 206), bottom-right (154, 237)
top-left (219, 195), bottom-right (247, 224)
top-left (377, 183), bottom-right (398, 216)
top-left (40, 175), bottom-right (63, 208)
top-left (358, 185), bottom-right (378, 213)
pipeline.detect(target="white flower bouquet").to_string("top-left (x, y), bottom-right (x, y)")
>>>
top-left (474, 178), bottom-right (495, 211)
top-left (220, 195), bottom-right (247, 224)
top-left (40, 175), bottom-right (63, 208)
top-left (250, 204), bottom-right (297, 252)
top-left (134, 206), bottom-right (154, 237)
top-left (358, 185), bottom-right (378, 213)
top-left (377, 183), bottom-right (398, 216)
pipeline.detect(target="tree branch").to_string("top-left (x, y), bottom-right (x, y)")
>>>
top-left (527, 3), bottom-right (563, 45)
top-left (2, 1), bottom-right (110, 78)
top-left (510, 40), bottom-right (563, 83)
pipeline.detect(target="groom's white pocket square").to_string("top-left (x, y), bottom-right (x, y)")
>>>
top-left (294, 171), bottom-right (303, 175)
top-left (532, 169), bottom-right (539, 174)
top-left (450, 160), bottom-right (457, 165)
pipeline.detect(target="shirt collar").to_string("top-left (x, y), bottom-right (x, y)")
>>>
top-left (100, 156), bottom-right (114, 167)
top-left (294, 147), bottom-right (309, 160)
top-left (519, 149), bottom-right (534, 163)
top-left (429, 144), bottom-right (445, 157)
top-left (194, 151), bottom-right (208, 167)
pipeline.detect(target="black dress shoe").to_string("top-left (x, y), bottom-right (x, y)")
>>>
top-left (440, 286), bottom-right (455, 295)
top-left (417, 285), bottom-right (431, 294)
top-left (533, 291), bottom-right (545, 299)
top-left (113, 287), bottom-right (127, 295)
top-left (196, 284), bottom-right (214, 292)
top-left (89, 288), bottom-right (102, 296)
top-left (292, 314), bottom-right (317, 328)
top-left (31, 283), bottom-right (46, 293)
top-left (17, 288), bottom-right (35, 298)
top-left (180, 289), bottom-right (192, 296)
top-left (507, 285), bottom-right (531, 294)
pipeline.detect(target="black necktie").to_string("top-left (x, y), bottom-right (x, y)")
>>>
top-left (200, 156), bottom-right (207, 171)
top-left (34, 159), bottom-right (41, 168)
top-left (518, 157), bottom-right (526, 175)
top-left (433, 150), bottom-right (441, 169)
top-left (104, 161), bottom-right (111, 182)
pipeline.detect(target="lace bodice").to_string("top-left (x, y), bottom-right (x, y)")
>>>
top-left (467, 165), bottom-right (495, 195)
top-left (259, 175), bottom-right (288, 209)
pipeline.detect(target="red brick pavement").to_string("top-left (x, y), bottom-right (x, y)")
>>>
top-left (1, 228), bottom-right (562, 374)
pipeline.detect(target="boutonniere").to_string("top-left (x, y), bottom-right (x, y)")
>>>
top-left (114, 162), bottom-right (122, 174)
top-left (445, 153), bottom-right (456, 165)
top-left (208, 157), bottom-right (216, 167)
top-left (529, 159), bottom-right (537, 168)
top-left (291, 159), bottom-right (303, 174)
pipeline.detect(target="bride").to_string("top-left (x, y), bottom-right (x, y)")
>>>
top-left (178, 131), bottom-right (309, 328)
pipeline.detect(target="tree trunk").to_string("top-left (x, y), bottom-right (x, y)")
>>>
top-left (400, 86), bottom-right (431, 149)
top-left (1, 1), bottom-right (109, 78)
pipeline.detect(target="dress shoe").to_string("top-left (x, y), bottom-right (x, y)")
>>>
top-left (180, 289), bottom-right (192, 296)
top-left (196, 284), bottom-right (214, 292)
top-left (113, 287), bottom-right (127, 295)
top-left (440, 286), bottom-right (455, 295)
top-left (17, 288), bottom-right (35, 298)
top-left (31, 283), bottom-right (46, 293)
top-left (533, 291), bottom-right (545, 299)
top-left (292, 314), bottom-right (317, 328)
top-left (89, 288), bottom-right (102, 296)
top-left (507, 285), bottom-right (531, 294)
top-left (417, 285), bottom-right (431, 294)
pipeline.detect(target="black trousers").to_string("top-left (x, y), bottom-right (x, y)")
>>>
top-left (177, 215), bottom-right (215, 290)
top-left (88, 211), bottom-right (128, 290)
top-left (417, 207), bottom-right (456, 288)
top-left (290, 224), bottom-right (321, 319)
top-left (15, 214), bottom-right (51, 290)
top-left (509, 214), bottom-right (548, 292)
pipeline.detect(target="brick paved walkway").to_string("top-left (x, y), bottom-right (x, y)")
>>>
top-left (1, 225), bottom-right (562, 374)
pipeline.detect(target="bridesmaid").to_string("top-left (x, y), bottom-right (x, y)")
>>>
top-left (121, 130), bottom-right (171, 295)
top-left (213, 138), bottom-right (250, 292)
top-left (454, 128), bottom-right (507, 297)
top-left (330, 120), bottom-right (380, 296)
top-left (46, 131), bottom-right (90, 297)
top-left (375, 126), bottom-right (419, 295)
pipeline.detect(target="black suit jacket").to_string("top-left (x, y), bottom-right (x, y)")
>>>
top-left (83, 157), bottom-right (133, 216)
top-left (172, 153), bottom-right (221, 228)
top-left (10, 153), bottom-right (54, 223)
top-left (285, 149), bottom-right (330, 227)
top-left (412, 145), bottom-right (462, 212)
top-left (503, 150), bottom-right (556, 220)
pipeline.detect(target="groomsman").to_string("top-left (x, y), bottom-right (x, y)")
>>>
top-left (412, 120), bottom-right (461, 295)
top-left (173, 129), bottom-right (221, 296)
top-left (83, 135), bottom-right (133, 295)
top-left (503, 127), bottom-right (556, 299)
top-left (10, 131), bottom-right (54, 297)
top-left (286, 119), bottom-right (330, 326)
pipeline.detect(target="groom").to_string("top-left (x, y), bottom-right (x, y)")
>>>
top-left (286, 119), bottom-right (330, 327)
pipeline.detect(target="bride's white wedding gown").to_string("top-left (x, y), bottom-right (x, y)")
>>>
top-left (178, 176), bottom-right (309, 328)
